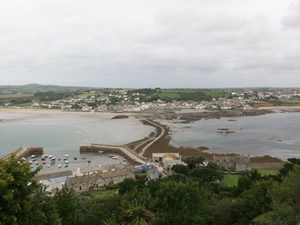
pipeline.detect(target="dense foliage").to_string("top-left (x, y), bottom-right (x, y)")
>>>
top-left (34, 92), bottom-right (73, 101)
top-left (0, 156), bottom-right (300, 225)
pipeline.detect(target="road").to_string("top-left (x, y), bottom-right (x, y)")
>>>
top-left (139, 120), bottom-right (165, 157)
top-left (92, 144), bottom-right (146, 165)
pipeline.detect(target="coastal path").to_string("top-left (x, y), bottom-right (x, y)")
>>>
top-left (92, 144), bottom-right (146, 165)
top-left (139, 120), bottom-right (165, 157)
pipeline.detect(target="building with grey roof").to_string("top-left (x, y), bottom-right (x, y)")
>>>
top-left (212, 155), bottom-right (250, 172)
top-left (65, 168), bottom-right (135, 193)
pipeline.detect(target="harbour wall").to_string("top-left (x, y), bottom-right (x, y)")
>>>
top-left (35, 170), bottom-right (73, 181)
top-left (1, 146), bottom-right (44, 161)
top-left (80, 145), bottom-right (143, 165)
top-left (250, 162), bottom-right (284, 170)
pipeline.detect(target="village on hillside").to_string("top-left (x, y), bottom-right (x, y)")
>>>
top-left (1, 87), bottom-right (300, 112)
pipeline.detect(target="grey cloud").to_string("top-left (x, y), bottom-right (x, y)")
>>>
top-left (0, 0), bottom-right (300, 88)
top-left (282, 1), bottom-right (300, 29)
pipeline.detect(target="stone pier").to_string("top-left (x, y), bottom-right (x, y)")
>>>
top-left (1, 146), bottom-right (44, 161)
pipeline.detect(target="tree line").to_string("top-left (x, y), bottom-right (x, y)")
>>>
top-left (0, 156), bottom-right (299, 225)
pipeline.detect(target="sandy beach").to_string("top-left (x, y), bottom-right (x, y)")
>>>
top-left (0, 108), bottom-right (139, 124)
top-left (0, 107), bottom-right (135, 116)
top-left (258, 106), bottom-right (300, 111)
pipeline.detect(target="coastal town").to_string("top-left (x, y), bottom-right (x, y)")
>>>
top-left (0, 86), bottom-right (297, 196)
top-left (1, 85), bottom-right (300, 112)
top-left (9, 147), bottom-right (252, 195)
top-left (2, 0), bottom-right (300, 223)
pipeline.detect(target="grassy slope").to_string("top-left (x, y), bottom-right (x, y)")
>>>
top-left (78, 92), bottom-right (97, 97)
top-left (157, 89), bottom-right (230, 99)
top-left (0, 93), bottom-right (34, 99)
top-left (254, 168), bottom-right (278, 176)
top-left (223, 175), bottom-right (241, 187)
top-left (250, 99), bottom-right (300, 105)
top-left (223, 169), bottom-right (278, 187)
top-left (279, 99), bottom-right (300, 104)
top-left (16, 99), bottom-right (39, 107)
top-left (79, 189), bottom-right (118, 202)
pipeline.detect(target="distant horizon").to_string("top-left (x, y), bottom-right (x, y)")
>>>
top-left (1, 83), bottom-right (300, 90)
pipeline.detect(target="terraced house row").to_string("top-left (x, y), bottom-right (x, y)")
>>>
top-left (65, 168), bottom-right (135, 193)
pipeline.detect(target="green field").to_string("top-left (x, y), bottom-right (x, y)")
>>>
top-left (253, 169), bottom-right (278, 176)
top-left (250, 99), bottom-right (300, 105)
top-left (158, 90), bottom-right (181, 99)
top-left (0, 93), bottom-right (34, 99)
top-left (79, 189), bottom-right (118, 201)
top-left (135, 172), bottom-right (147, 176)
top-left (223, 169), bottom-right (278, 187)
top-left (223, 175), bottom-right (241, 187)
top-left (16, 99), bottom-right (39, 107)
top-left (157, 89), bottom-right (230, 100)
top-left (279, 99), bottom-right (300, 104)
top-left (201, 90), bottom-right (231, 98)
top-left (78, 92), bottom-right (97, 97)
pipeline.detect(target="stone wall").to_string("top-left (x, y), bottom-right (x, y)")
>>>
top-left (18, 147), bottom-right (44, 159)
top-left (80, 145), bottom-right (140, 164)
top-left (35, 170), bottom-right (73, 181)
top-left (1, 146), bottom-right (44, 160)
top-left (250, 162), bottom-right (284, 170)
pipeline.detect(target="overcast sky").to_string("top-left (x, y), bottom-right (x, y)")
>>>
top-left (1, 0), bottom-right (300, 88)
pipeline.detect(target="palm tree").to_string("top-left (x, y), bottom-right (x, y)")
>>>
top-left (119, 204), bottom-right (154, 225)
top-left (102, 218), bottom-right (118, 225)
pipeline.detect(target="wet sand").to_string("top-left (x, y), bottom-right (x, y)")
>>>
top-left (0, 107), bottom-right (135, 116)
top-left (0, 108), bottom-right (136, 124)
top-left (0, 108), bottom-right (288, 168)
top-left (142, 120), bottom-right (285, 169)
top-left (258, 106), bottom-right (300, 111)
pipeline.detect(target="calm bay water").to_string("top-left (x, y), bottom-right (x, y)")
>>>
top-left (165, 112), bottom-right (300, 160)
top-left (1, 111), bottom-right (300, 163)
top-left (0, 112), bottom-right (154, 158)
